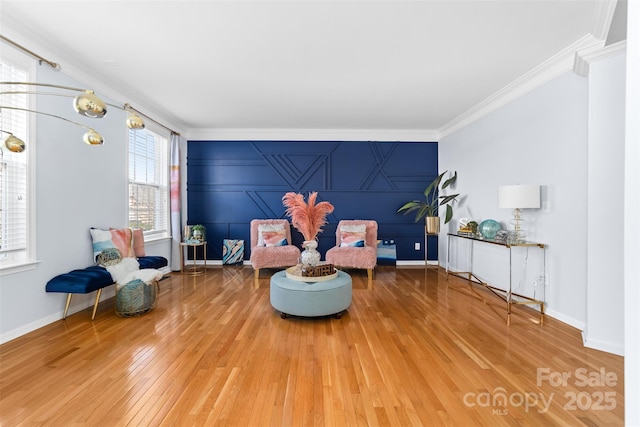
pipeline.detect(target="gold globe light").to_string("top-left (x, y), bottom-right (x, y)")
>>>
top-left (83, 129), bottom-right (104, 146)
top-left (1, 132), bottom-right (26, 153)
top-left (1, 107), bottom-right (107, 148)
top-left (74, 91), bottom-right (107, 118)
top-left (126, 113), bottom-right (145, 129)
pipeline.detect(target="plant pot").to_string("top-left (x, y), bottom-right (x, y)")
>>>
top-left (425, 216), bottom-right (440, 235)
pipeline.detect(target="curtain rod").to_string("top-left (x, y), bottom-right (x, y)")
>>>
top-left (0, 35), bottom-right (60, 70)
top-left (125, 103), bottom-right (180, 136)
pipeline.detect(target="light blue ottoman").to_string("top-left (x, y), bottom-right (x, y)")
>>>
top-left (270, 270), bottom-right (352, 318)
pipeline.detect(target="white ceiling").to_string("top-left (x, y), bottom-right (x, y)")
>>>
top-left (0, 1), bottom-right (620, 137)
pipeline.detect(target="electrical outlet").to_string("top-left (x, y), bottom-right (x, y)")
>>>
top-left (414, 242), bottom-right (420, 250)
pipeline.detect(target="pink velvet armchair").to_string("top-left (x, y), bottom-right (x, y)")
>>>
top-left (325, 220), bottom-right (378, 282)
top-left (250, 219), bottom-right (301, 285)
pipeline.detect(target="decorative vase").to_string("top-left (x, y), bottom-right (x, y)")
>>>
top-left (479, 219), bottom-right (501, 239)
top-left (183, 225), bottom-right (192, 241)
top-left (300, 240), bottom-right (321, 266)
top-left (425, 216), bottom-right (440, 235)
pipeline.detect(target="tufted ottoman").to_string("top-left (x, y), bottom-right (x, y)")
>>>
top-left (270, 270), bottom-right (352, 318)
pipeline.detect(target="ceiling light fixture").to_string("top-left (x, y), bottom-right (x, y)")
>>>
top-left (1, 36), bottom-right (154, 151)
top-left (0, 106), bottom-right (104, 147)
top-left (2, 84), bottom-right (146, 129)
top-left (1, 82), bottom-right (146, 151)
top-left (123, 103), bottom-right (145, 130)
top-left (1, 82), bottom-right (107, 118)
top-left (0, 129), bottom-right (26, 153)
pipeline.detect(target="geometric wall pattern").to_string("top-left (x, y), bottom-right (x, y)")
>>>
top-left (187, 140), bottom-right (438, 261)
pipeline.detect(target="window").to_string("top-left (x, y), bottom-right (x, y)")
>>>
top-left (128, 127), bottom-right (169, 239)
top-left (0, 56), bottom-right (33, 270)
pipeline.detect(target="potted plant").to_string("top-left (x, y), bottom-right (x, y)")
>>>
top-left (192, 224), bottom-right (206, 242)
top-left (396, 170), bottom-right (459, 235)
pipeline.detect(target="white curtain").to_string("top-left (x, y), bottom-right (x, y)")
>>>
top-left (170, 133), bottom-right (184, 271)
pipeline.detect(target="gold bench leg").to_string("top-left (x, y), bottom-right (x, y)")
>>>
top-left (63, 294), bottom-right (72, 319)
top-left (254, 269), bottom-right (260, 289)
top-left (91, 288), bottom-right (103, 321)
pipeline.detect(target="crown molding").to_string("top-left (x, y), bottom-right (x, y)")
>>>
top-left (438, 34), bottom-right (602, 140)
top-left (186, 127), bottom-right (439, 142)
top-left (574, 39), bottom-right (627, 77)
top-left (591, 0), bottom-right (619, 41)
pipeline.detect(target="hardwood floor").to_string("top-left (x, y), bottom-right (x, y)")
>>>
top-left (0, 266), bottom-right (624, 426)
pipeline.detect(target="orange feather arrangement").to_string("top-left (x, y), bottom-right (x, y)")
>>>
top-left (282, 192), bottom-right (335, 241)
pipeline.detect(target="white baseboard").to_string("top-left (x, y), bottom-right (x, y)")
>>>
top-left (0, 287), bottom-right (117, 345)
top-left (396, 260), bottom-right (438, 266)
top-left (0, 313), bottom-right (62, 345)
top-left (543, 307), bottom-right (585, 332)
top-left (582, 332), bottom-right (624, 356)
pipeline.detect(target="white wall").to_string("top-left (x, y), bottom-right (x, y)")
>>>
top-left (585, 52), bottom-right (626, 355)
top-left (0, 61), bottom-right (172, 344)
top-left (439, 71), bottom-right (589, 329)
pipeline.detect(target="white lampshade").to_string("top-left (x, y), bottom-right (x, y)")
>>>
top-left (498, 185), bottom-right (540, 209)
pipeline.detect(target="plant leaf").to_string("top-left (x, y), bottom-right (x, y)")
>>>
top-left (439, 194), bottom-right (459, 205)
top-left (442, 171), bottom-right (457, 189)
top-left (444, 204), bottom-right (453, 224)
top-left (424, 171), bottom-right (445, 200)
top-left (416, 205), bottom-right (429, 222)
top-left (397, 201), bottom-right (422, 213)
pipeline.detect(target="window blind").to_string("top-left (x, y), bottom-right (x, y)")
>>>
top-left (128, 128), bottom-right (169, 238)
top-left (0, 63), bottom-right (29, 266)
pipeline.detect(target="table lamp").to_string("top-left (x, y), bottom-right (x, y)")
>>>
top-left (498, 184), bottom-right (540, 243)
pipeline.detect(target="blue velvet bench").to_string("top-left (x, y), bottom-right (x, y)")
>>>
top-left (46, 256), bottom-right (168, 320)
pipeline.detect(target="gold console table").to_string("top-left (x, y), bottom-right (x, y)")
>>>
top-left (446, 233), bottom-right (545, 325)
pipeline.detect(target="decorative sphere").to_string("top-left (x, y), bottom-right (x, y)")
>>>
top-left (479, 219), bottom-right (501, 239)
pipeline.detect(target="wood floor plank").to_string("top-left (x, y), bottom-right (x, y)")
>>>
top-left (0, 266), bottom-right (624, 426)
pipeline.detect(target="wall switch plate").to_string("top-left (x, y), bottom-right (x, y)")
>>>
top-left (414, 242), bottom-right (420, 250)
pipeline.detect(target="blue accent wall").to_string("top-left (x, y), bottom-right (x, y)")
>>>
top-left (186, 141), bottom-right (438, 261)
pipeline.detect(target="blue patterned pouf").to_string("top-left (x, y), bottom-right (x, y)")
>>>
top-left (115, 279), bottom-right (158, 317)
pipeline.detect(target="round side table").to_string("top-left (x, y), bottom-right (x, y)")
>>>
top-left (270, 269), bottom-right (352, 318)
top-left (180, 241), bottom-right (207, 275)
